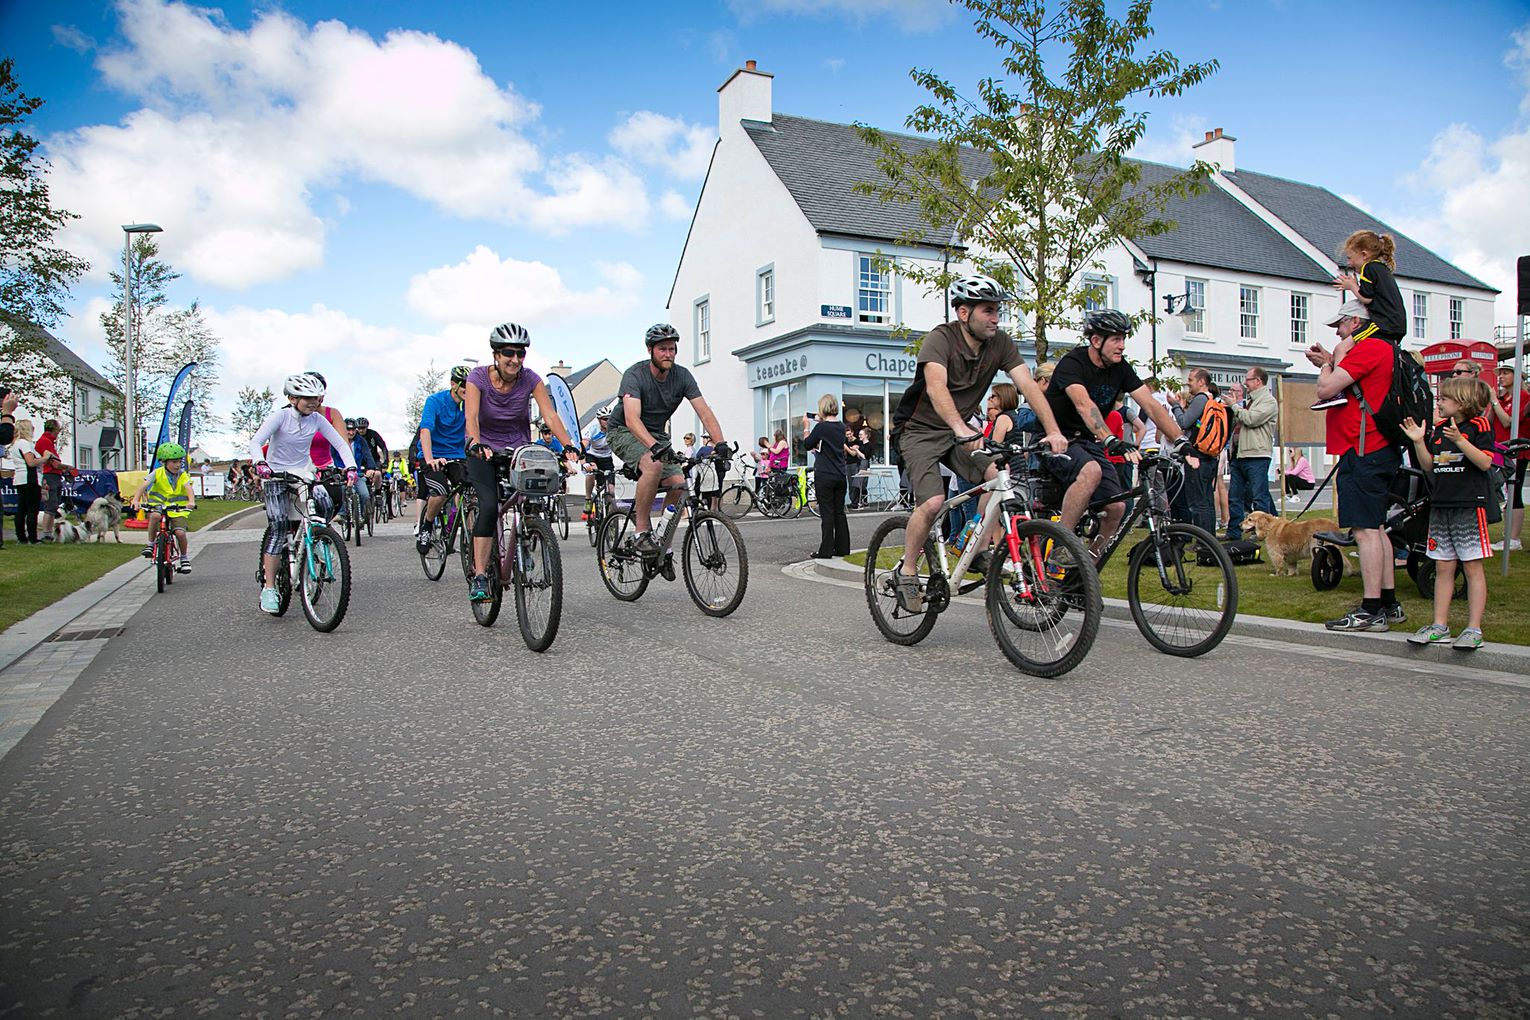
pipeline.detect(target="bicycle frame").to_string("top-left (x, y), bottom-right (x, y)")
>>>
top-left (925, 459), bottom-right (1045, 595)
top-left (1069, 452), bottom-right (1187, 588)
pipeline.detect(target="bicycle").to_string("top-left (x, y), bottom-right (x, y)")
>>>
top-left (717, 475), bottom-right (757, 520)
top-left (1036, 443), bottom-right (1238, 657)
top-left (461, 445), bottom-right (564, 652)
top-left (864, 435), bottom-right (1102, 677)
top-left (418, 468), bottom-right (469, 582)
top-left (254, 470), bottom-right (352, 632)
top-left (755, 469), bottom-right (811, 519)
top-left (583, 463), bottom-right (619, 547)
top-left (596, 449), bottom-right (749, 617)
top-left (145, 504), bottom-right (179, 593)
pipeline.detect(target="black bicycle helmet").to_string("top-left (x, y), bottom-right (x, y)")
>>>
top-left (343, 417), bottom-right (357, 429)
top-left (949, 274), bottom-right (1009, 307)
top-left (644, 323), bottom-right (680, 347)
top-left (1083, 309), bottom-right (1133, 339)
top-left (450, 365), bottom-right (471, 384)
top-left (490, 322), bottom-right (531, 350)
top-left (355, 416), bottom-right (370, 429)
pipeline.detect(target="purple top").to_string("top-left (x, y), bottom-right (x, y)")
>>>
top-left (468, 363), bottom-right (541, 450)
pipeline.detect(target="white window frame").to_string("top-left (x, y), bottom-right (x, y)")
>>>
top-left (1413, 292), bottom-right (1429, 340)
top-left (1239, 285), bottom-right (1260, 340)
top-left (1184, 278), bottom-right (1207, 335)
top-left (856, 254), bottom-right (892, 326)
top-left (1290, 293), bottom-right (1309, 347)
top-left (78, 446), bottom-right (94, 468)
top-left (1449, 297), bottom-right (1464, 340)
top-left (756, 264), bottom-right (775, 327)
top-left (693, 295), bottom-right (711, 365)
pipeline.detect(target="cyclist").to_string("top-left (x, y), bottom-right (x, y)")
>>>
top-left (305, 370), bottom-right (348, 522)
top-left (250, 373), bottom-right (358, 615)
top-left (463, 323), bottom-right (578, 603)
top-left (130, 442), bottom-right (196, 573)
top-left (582, 402), bottom-right (617, 512)
top-left (1042, 309), bottom-right (1194, 553)
top-left (416, 364), bottom-right (470, 552)
top-left (606, 323), bottom-right (731, 579)
top-left (342, 417), bottom-right (379, 525)
top-left (888, 274), bottom-right (1067, 610)
top-left (355, 416), bottom-right (389, 474)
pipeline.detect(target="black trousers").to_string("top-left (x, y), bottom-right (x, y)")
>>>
top-left (15, 482), bottom-right (40, 542)
top-left (815, 475), bottom-right (850, 556)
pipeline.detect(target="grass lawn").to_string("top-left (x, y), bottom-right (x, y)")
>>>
top-left (0, 500), bottom-right (260, 633)
top-left (849, 520), bottom-right (1530, 646)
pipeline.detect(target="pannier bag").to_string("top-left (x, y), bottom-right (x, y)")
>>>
top-left (509, 444), bottom-right (561, 495)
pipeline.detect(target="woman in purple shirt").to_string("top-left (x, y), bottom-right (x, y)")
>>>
top-left (462, 322), bottom-right (577, 602)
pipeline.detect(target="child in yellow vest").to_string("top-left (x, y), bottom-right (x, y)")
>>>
top-left (131, 442), bottom-right (197, 573)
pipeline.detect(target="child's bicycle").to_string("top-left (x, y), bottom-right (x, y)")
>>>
top-left (144, 504), bottom-right (180, 594)
top-left (255, 469), bottom-right (353, 632)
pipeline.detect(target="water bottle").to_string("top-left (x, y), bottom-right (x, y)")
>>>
top-left (953, 518), bottom-right (978, 553)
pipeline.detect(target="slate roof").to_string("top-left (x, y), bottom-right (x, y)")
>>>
top-left (1, 315), bottom-right (119, 394)
top-left (1223, 169), bottom-right (1495, 292)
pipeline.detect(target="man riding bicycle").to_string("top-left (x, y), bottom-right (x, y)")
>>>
top-left (463, 324), bottom-right (577, 603)
top-left (890, 274), bottom-right (1067, 610)
top-left (342, 417), bottom-right (380, 524)
top-left (416, 364), bottom-right (470, 552)
top-left (582, 401), bottom-right (618, 511)
top-left (605, 323), bottom-right (731, 581)
top-left (1043, 309), bottom-right (1194, 553)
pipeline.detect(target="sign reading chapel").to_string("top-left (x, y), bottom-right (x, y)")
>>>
top-left (745, 343), bottom-right (922, 387)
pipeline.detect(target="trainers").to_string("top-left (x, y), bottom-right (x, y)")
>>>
top-left (1452, 627), bottom-right (1483, 651)
top-left (968, 550), bottom-right (993, 578)
top-left (659, 551), bottom-right (676, 582)
top-left (1492, 538), bottom-right (1524, 552)
top-left (1382, 602), bottom-right (1406, 624)
top-left (633, 531), bottom-right (661, 559)
top-left (415, 525), bottom-right (433, 554)
top-left (177, 559), bottom-right (192, 574)
top-left (887, 570), bottom-right (924, 612)
top-left (1325, 608), bottom-right (1388, 632)
top-left (1310, 396), bottom-right (1348, 411)
top-left (260, 587), bottom-right (281, 614)
top-left (140, 545), bottom-right (152, 558)
top-left (469, 573), bottom-right (491, 602)
top-left (1407, 623), bottom-right (1451, 645)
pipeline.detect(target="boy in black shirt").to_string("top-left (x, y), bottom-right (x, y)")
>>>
top-left (1401, 376), bottom-right (1497, 650)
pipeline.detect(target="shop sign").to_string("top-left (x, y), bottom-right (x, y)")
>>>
top-left (1420, 340), bottom-right (1496, 375)
top-left (750, 352), bottom-right (809, 384)
top-left (863, 351), bottom-right (917, 377)
top-left (822, 305), bottom-right (853, 319)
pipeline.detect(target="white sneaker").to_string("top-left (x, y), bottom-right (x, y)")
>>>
top-left (1512, 539), bottom-right (1524, 552)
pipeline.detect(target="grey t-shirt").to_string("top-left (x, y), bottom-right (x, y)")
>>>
top-left (609, 360), bottom-right (702, 435)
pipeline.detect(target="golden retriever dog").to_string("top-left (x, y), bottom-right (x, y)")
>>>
top-left (1242, 510), bottom-right (1353, 577)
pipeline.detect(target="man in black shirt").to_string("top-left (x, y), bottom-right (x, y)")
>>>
top-left (1045, 310), bottom-right (1191, 551)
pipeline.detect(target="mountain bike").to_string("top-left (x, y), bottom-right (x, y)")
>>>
top-left (418, 466), bottom-right (468, 581)
top-left (255, 470), bottom-right (352, 632)
top-left (583, 463), bottom-right (619, 547)
top-left (597, 449), bottom-right (748, 617)
top-left (462, 446), bottom-right (563, 652)
top-left (864, 436), bottom-right (1101, 677)
top-left (338, 483), bottom-right (364, 548)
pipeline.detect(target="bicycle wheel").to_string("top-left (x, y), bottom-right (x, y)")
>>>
top-left (419, 511), bottom-right (448, 581)
top-left (864, 514), bottom-right (940, 645)
top-left (985, 519), bottom-right (1101, 678)
top-left (365, 496), bottom-right (375, 538)
top-left (682, 511), bottom-right (748, 617)
top-left (513, 516), bottom-right (562, 651)
top-left (348, 490), bottom-right (363, 548)
top-left (258, 525), bottom-right (294, 614)
top-left (597, 510), bottom-right (650, 601)
top-left (586, 502), bottom-right (603, 547)
top-left (1126, 522), bottom-right (1237, 657)
top-left (555, 497), bottom-right (570, 541)
top-left (460, 500), bottom-right (479, 585)
top-left (757, 482), bottom-right (792, 519)
top-left (804, 477), bottom-right (820, 518)
top-left (298, 524), bottom-right (351, 632)
top-left (717, 484), bottom-right (754, 520)
top-left (470, 524), bottom-right (503, 628)
top-left (154, 534), bottom-right (167, 593)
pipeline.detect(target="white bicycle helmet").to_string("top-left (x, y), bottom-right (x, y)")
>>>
top-left (490, 322), bottom-right (531, 350)
top-left (949, 273), bottom-right (1009, 307)
top-left (284, 372), bottom-right (326, 398)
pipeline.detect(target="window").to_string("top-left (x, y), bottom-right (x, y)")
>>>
top-left (1081, 273), bottom-right (1114, 312)
top-left (1450, 297), bottom-right (1464, 340)
top-left (77, 388), bottom-right (91, 415)
top-left (1290, 293), bottom-right (1309, 347)
top-left (1239, 286), bottom-right (1260, 340)
top-left (77, 446), bottom-right (94, 468)
top-left (756, 265), bottom-right (775, 326)
top-left (1413, 292), bottom-right (1428, 339)
top-left (1184, 279), bottom-right (1206, 334)
top-left (694, 297), bottom-right (710, 364)
top-left (857, 254), bottom-right (891, 325)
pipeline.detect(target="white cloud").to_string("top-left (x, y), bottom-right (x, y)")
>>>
top-left (610, 111), bottom-right (715, 180)
top-left (45, 0), bottom-right (649, 288)
top-left (729, 0), bottom-right (951, 32)
top-left (51, 24), bottom-right (95, 52)
top-left (659, 189), bottom-right (693, 221)
top-left (405, 245), bottom-right (644, 326)
top-left (1129, 113), bottom-right (1209, 167)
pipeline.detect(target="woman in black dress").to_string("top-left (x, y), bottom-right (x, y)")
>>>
top-left (803, 395), bottom-right (850, 558)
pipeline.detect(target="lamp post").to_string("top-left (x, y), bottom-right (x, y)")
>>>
top-left (121, 222), bottom-right (162, 470)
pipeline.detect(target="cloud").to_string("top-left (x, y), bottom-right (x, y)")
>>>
top-left (405, 246), bottom-right (644, 326)
top-left (1128, 113), bottom-right (1209, 167)
top-left (729, 0), bottom-right (951, 32)
top-left (659, 190), bottom-right (693, 221)
top-left (610, 112), bottom-right (715, 181)
top-left (51, 24), bottom-right (95, 52)
top-left (45, 0), bottom-right (649, 288)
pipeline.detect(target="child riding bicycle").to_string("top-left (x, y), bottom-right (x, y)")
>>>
top-left (131, 442), bottom-right (197, 573)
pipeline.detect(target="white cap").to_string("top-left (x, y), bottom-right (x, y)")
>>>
top-left (1325, 299), bottom-right (1370, 326)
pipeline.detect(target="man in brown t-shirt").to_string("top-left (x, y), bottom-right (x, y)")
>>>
top-left (890, 274), bottom-right (1065, 607)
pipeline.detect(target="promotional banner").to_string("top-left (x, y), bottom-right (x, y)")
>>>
top-left (543, 373), bottom-right (580, 443)
top-left (176, 399), bottom-right (193, 450)
top-left (149, 361), bottom-right (198, 469)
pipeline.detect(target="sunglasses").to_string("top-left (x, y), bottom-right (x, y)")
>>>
top-left (496, 348), bottom-right (527, 360)
top-left (1451, 369), bottom-right (1477, 377)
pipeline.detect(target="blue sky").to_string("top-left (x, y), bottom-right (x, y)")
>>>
top-left (4, 0), bottom-right (1527, 452)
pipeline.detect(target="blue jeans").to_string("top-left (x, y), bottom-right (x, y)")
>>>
top-left (1226, 456), bottom-right (1274, 539)
top-left (344, 475), bottom-right (370, 521)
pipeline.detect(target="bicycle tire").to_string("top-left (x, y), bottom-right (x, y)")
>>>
top-left (460, 499), bottom-right (478, 586)
top-left (155, 534), bottom-right (167, 593)
top-left (556, 498), bottom-right (570, 541)
top-left (586, 502), bottom-right (603, 547)
top-left (514, 515), bottom-right (562, 651)
top-left (681, 511), bottom-right (748, 617)
top-left (985, 519), bottom-right (1101, 678)
top-left (365, 496), bottom-right (375, 538)
top-left (349, 490), bottom-right (363, 548)
top-left (298, 524), bottom-right (351, 632)
top-left (717, 484), bottom-right (754, 520)
top-left (461, 500), bottom-right (502, 625)
top-left (597, 510), bottom-right (649, 601)
top-left (804, 477), bottom-right (820, 518)
top-left (1125, 522), bottom-right (1237, 657)
top-left (864, 514), bottom-right (940, 645)
top-left (257, 525), bottom-right (294, 615)
top-left (419, 512), bottom-right (448, 581)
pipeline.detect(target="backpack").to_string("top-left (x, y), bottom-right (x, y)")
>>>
top-left (1191, 396), bottom-right (1230, 458)
top-left (1356, 340), bottom-right (1432, 455)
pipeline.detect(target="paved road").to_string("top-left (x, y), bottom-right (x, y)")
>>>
top-left (1, 510), bottom-right (1526, 1017)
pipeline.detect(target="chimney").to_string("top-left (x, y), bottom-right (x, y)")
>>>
top-left (550, 360), bottom-right (571, 376)
top-left (718, 59), bottom-right (773, 134)
top-left (1192, 126), bottom-right (1236, 173)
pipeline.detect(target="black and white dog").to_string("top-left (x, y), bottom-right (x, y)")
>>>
top-left (83, 494), bottom-right (125, 543)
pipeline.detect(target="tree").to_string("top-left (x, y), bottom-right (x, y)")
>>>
top-left (855, 0), bottom-right (1218, 362)
top-left (163, 300), bottom-right (223, 449)
top-left (232, 386), bottom-right (275, 445)
top-left (406, 361), bottom-right (444, 437)
top-left (98, 233), bottom-right (182, 433)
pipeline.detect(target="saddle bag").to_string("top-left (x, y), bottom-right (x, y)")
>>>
top-left (1207, 538), bottom-right (1262, 566)
top-left (509, 444), bottom-right (561, 495)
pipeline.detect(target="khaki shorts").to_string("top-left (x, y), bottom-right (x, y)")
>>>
top-left (897, 423), bottom-right (993, 506)
top-left (607, 426), bottom-right (685, 482)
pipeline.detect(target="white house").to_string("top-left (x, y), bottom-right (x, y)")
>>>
top-left (668, 63), bottom-right (1498, 465)
top-left (1, 318), bottom-right (124, 470)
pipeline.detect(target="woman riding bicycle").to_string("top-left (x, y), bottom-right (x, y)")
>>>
top-left (463, 322), bottom-right (577, 604)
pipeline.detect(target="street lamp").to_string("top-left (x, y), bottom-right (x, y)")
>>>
top-left (122, 222), bottom-right (162, 470)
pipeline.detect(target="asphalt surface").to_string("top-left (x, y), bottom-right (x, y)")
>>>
top-left (1, 509), bottom-right (1527, 1017)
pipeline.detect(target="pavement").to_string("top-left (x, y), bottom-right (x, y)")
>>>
top-left (1, 506), bottom-right (1527, 1017)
